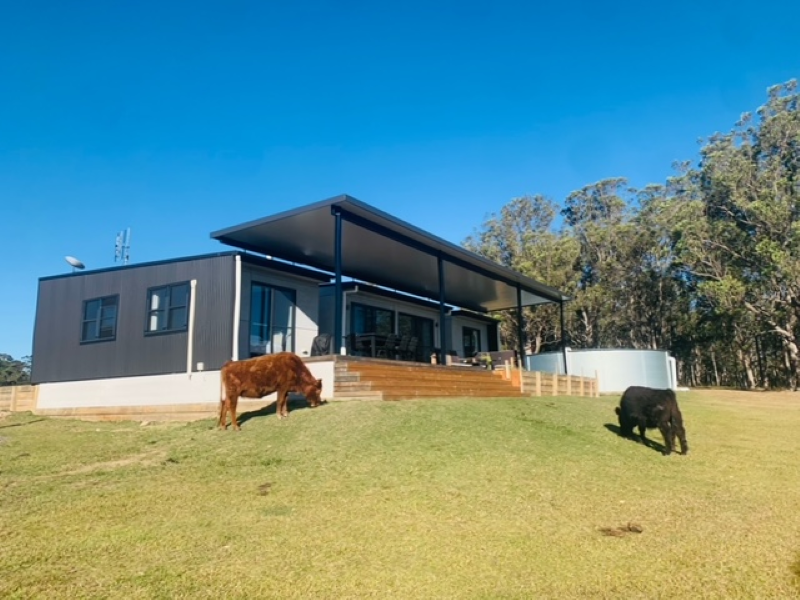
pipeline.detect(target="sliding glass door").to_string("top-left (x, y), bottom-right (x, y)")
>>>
top-left (250, 283), bottom-right (296, 357)
top-left (398, 313), bottom-right (434, 362)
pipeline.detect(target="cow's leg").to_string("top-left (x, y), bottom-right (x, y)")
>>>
top-left (672, 412), bottom-right (689, 454)
top-left (276, 390), bottom-right (286, 419)
top-left (218, 399), bottom-right (229, 430)
top-left (637, 421), bottom-right (648, 446)
top-left (279, 390), bottom-right (290, 419)
top-left (229, 395), bottom-right (241, 431)
top-left (658, 421), bottom-right (674, 455)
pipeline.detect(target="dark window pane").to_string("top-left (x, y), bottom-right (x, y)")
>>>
top-left (148, 308), bottom-right (164, 331)
top-left (102, 304), bottom-right (117, 322)
top-left (147, 285), bottom-right (188, 332)
top-left (82, 321), bottom-right (97, 342)
top-left (170, 284), bottom-right (189, 307)
top-left (169, 306), bottom-right (187, 330)
top-left (463, 327), bottom-right (480, 357)
top-left (149, 288), bottom-right (167, 311)
top-left (375, 309), bottom-right (393, 335)
top-left (84, 299), bottom-right (100, 320)
top-left (82, 295), bottom-right (118, 342)
top-left (99, 322), bottom-right (115, 338)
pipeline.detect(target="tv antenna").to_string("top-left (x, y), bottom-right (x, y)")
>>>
top-left (65, 256), bottom-right (86, 272)
top-left (115, 228), bottom-right (131, 265)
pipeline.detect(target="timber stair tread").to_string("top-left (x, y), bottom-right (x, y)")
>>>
top-left (333, 357), bottom-right (526, 401)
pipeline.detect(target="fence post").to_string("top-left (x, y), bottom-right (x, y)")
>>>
top-left (594, 370), bottom-right (600, 397)
top-left (566, 375), bottom-right (572, 396)
top-left (10, 387), bottom-right (17, 412)
top-left (535, 371), bottom-right (541, 397)
top-left (552, 372), bottom-right (558, 396)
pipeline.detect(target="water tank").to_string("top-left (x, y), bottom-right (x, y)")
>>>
top-left (527, 348), bottom-right (677, 393)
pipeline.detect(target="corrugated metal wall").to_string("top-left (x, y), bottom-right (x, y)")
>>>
top-left (31, 255), bottom-right (236, 383)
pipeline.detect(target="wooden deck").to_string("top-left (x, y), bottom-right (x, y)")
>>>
top-left (332, 355), bottom-right (598, 401)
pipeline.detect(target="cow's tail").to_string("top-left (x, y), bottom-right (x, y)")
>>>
top-left (218, 362), bottom-right (230, 427)
top-left (219, 361), bottom-right (233, 403)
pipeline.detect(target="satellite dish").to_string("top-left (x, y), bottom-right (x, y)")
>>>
top-left (65, 256), bottom-right (86, 271)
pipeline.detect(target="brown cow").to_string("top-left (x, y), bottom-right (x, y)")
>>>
top-left (218, 352), bottom-right (323, 430)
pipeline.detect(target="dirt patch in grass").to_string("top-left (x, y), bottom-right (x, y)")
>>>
top-left (598, 522), bottom-right (644, 537)
top-left (58, 450), bottom-right (168, 476)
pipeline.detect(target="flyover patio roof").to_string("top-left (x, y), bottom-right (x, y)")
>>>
top-left (210, 195), bottom-right (568, 313)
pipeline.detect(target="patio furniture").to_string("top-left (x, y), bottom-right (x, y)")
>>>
top-left (310, 333), bottom-right (332, 356)
top-left (375, 333), bottom-right (399, 359)
top-left (354, 332), bottom-right (392, 357)
top-left (400, 336), bottom-right (418, 361)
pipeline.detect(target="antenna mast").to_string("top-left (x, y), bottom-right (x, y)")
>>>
top-left (115, 228), bottom-right (131, 265)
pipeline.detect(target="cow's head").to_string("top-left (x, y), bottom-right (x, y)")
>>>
top-left (306, 378), bottom-right (323, 407)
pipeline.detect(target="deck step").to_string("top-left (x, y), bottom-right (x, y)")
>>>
top-left (334, 357), bottom-right (523, 401)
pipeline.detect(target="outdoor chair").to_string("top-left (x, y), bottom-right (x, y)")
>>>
top-left (375, 333), bottom-right (399, 359)
top-left (401, 336), bottom-right (419, 361)
top-left (310, 333), bottom-right (332, 357)
top-left (396, 335), bottom-right (410, 357)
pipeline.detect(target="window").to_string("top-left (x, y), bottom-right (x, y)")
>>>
top-left (399, 313), bottom-right (434, 362)
top-left (250, 283), bottom-right (296, 356)
top-left (81, 295), bottom-right (119, 343)
top-left (463, 326), bottom-right (481, 358)
top-left (146, 282), bottom-right (190, 333)
top-left (350, 303), bottom-right (394, 335)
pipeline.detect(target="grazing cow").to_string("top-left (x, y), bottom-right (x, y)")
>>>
top-left (615, 386), bottom-right (688, 455)
top-left (218, 352), bottom-right (323, 430)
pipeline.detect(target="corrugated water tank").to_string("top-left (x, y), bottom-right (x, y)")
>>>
top-left (527, 348), bottom-right (677, 393)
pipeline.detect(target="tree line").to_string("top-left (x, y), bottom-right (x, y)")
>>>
top-left (465, 80), bottom-right (800, 390)
top-left (0, 354), bottom-right (30, 385)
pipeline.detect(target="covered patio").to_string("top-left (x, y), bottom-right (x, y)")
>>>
top-left (211, 194), bottom-right (569, 367)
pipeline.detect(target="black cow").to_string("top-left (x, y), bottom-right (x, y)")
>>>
top-left (615, 386), bottom-right (688, 455)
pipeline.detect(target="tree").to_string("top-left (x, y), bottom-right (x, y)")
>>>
top-left (679, 80), bottom-right (800, 387)
top-left (464, 195), bottom-right (579, 354)
top-left (560, 178), bottom-right (632, 347)
top-left (0, 354), bottom-right (31, 385)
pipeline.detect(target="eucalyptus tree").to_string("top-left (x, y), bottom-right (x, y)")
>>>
top-left (678, 80), bottom-right (800, 387)
top-left (560, 177), bottom-right (633, 347)
top-left (463, 195), bottom-right (579, 354)
top-left (0, 354), bottom-right (31, 385)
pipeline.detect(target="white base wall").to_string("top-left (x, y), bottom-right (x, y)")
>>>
top-left (36, 361), bottom-right (337, 410)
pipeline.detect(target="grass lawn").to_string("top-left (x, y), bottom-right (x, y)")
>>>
top-left (2, 389), bottom-right (799, 598)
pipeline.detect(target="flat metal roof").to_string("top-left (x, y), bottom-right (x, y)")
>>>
top-left (211, 195), bottom-right (568, 313)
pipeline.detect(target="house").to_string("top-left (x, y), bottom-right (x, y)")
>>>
top-left (30, 194), bottom-right (570, 419)
top-left (31, 251), bottom-right (333, 416)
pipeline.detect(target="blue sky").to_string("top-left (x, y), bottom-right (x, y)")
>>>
top-left (2, 0), bottom-right (799, 360)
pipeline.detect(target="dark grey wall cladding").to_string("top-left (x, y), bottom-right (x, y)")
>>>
top-left (31, 254), bottom-right (235, 383)
top-left (317, 285), bottom-right (335, 338)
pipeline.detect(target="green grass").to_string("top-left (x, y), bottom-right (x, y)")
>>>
top-left (2, 390), bottom-right (800, 598)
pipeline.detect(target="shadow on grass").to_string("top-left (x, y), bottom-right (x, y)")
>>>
top-left (0, 418), bottom-right (48, 429)
top-left (237, 397), bottom-right (327, 427)
top-left (603, 423), bottom-right (667, 454)
top-left (791, 551), bottom-right (800, 593)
